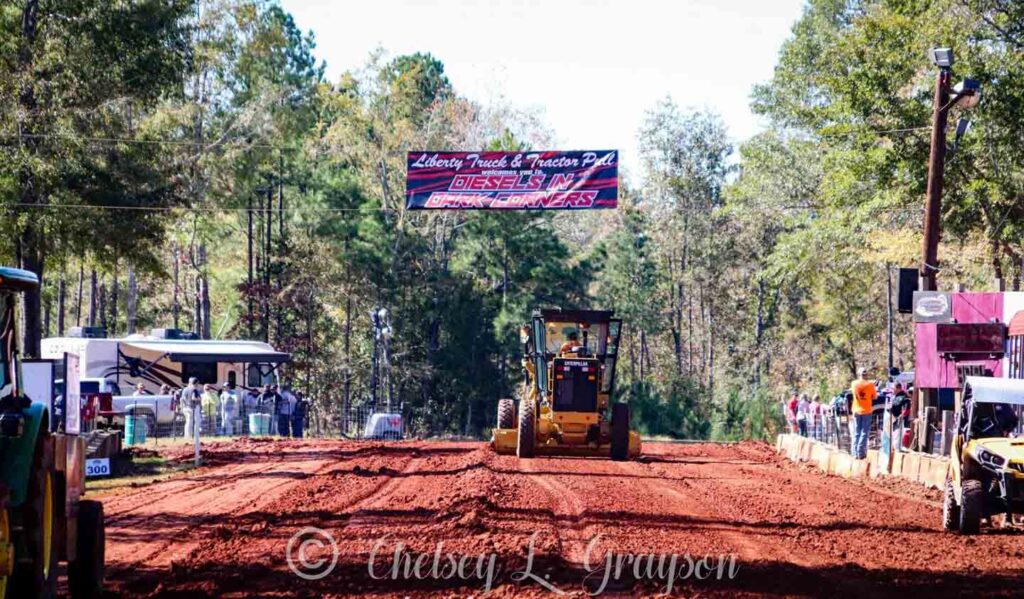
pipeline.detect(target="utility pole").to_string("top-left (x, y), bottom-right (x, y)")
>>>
top-left (920, 48), bottom-right (981, 291)
top-left (920, 62), bottom-right (951, 292)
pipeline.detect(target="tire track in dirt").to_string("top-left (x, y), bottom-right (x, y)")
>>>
top-left (105, 450), bottom-right (345, 568)
top-left (518, 457), bottom-right (593, 565)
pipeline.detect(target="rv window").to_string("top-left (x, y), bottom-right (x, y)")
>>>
top-left (80, 381), bottom-right (100, 394)
top-left (247, 364), bottom-right (261, 387)
top-left (181, 361), bottom-right (217, 385)
top-left (228, 371), bottom-right (237, 386)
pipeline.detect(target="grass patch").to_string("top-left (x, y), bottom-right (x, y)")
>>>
top-left (86, 453), bottom-right (197, 493)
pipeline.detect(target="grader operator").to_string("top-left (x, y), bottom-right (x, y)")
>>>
top-left (492, 309), bottom-right (640, 460)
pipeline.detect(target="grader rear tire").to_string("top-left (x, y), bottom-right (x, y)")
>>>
top-left (497, 399), bottom-right (516, 430)
top-left (516, 400), bottom-right (535, 458)
top-left (941, 478), bottom-right (959, 532)
top-left (959, 479), bottom-right (984, 535)
top-left (610, 403), bottom-right (630, 461)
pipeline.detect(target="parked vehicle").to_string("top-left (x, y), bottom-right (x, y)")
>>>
top-left (0, 267), bottom-right (105, 597)
top-left (57, 377), bottom-right (178, 433)
top-left (42, 329), bottom-right (291, 395)
top-left (943, 376), bottom-right (1024, 534)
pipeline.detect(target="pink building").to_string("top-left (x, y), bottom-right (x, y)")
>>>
top-left (914, 291), bottom-right (1024, 399)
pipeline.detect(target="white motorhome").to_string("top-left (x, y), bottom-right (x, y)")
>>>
top-left (42, 328), bottom-right (290, 393)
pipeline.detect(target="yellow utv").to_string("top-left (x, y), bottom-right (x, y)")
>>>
top-left (943, 376), bottom-right (1024, 534)
top-left (492, 309), bottom-right (640, 460)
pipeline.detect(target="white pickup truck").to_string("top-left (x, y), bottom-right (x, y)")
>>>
top-left (58, 377), bottom-right (180, 432)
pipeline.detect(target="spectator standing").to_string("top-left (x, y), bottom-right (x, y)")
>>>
top-left (132, 383), bottom-right (147, 396)
top-left (889, 383), bottom-right (911, 451)
top-left (796, 394), bottom-right (810, 437)
top-left (276, 384), bottom-right (295, 437)
top-left (290, 389), bottom-right (307, 438)
top-left (259, 385), bottom-right (281, 434)
top-left (200, 384), bottom-right (220, 435)
top-left (851, 367), bottom-right (877, 459)
top-left (811, 395), bottom-right (823, 440)
top-left (220, 382), bottom-right (239, 436)
top-left (181, 378), bottom-right (202, 439)
top-left (786, 394), bottom-right (798, 434)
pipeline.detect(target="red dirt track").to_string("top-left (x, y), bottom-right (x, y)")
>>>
top-left (97, 438), bottom-right (1024, 597)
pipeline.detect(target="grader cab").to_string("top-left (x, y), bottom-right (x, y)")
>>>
top-left (492, 309), bottom-right (640, 460)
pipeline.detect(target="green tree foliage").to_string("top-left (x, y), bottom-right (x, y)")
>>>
top-left (4, 0), bottom-right (1024, 441)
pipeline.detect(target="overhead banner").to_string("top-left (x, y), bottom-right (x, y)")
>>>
top-left (406, 150), bottom-right (618, 210)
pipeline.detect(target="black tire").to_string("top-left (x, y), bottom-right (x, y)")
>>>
top-left (941, 478), bottom-right (959, 532)
top-left (516, 399), bottom-right (535, 458)
top-left (9, 431), bottom-right (58, 598)
top-left (610, 403), bottom-right (630, 461)
top-left (68, 500), bottom-right (105, 599)
top-left (497, 399), bottom-right (516, 430)
top-left (959, 478), bottom-right (984, 535)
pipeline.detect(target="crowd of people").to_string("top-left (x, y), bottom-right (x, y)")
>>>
top-left (783, 368), bottom-right (915, 460)
top-left (134, 379), bottom-right (309, 438)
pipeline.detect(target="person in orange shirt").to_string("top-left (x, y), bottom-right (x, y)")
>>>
top-left (850, 367), bottom-right (877, 459)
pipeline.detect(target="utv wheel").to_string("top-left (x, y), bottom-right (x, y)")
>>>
top-left (941, 478), bottom-right (959, 532)
top-left (610, 403), bottom-right (630, 461)
top-left (68, 500), bottom-right (105, 599)
top-left (497, 399), bottom-right (516, 430)
top-left (958, 479), bottom-right (984, 535)
top-left (516, 399), bottom-right (535, 458)
top-left (9, 432), bottom-right (58, 598)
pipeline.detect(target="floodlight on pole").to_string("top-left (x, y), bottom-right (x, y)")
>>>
top-left (930, 47), bottom-right (953, 69)
top-left (953, 78), bottom-right (981, 109)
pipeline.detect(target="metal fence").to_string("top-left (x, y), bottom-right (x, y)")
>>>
top-left (113, 397), bottom-right (407, 446)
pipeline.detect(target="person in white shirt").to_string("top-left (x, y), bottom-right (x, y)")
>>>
top-left (796, 394), bottom-right (811, 437)
top-left (181, 378), bottom-right (201, 439)
top-left (220, 381), bottom-right (239, 436)
top-left (276, 383), bottom-right (297, 437)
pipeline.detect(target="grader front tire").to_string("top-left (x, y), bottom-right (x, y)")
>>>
top-left (497, 399), bottom-right (516, 430)
top-left (516, 400), bottom-right (536, 458)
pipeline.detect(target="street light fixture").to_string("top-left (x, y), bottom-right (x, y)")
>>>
top-left (952, 78), bottom-right (981, 109)
top-left (930, 47), bottom-right (954, 69)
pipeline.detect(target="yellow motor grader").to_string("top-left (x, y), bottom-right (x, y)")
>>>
top-left (492, 309), bottom-right (640, 460)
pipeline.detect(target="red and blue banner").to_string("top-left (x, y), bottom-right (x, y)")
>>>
top-left (405, 150), bottom-right (618, 210)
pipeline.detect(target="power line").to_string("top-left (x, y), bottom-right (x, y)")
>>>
top-left (3, 202), bottom-right (389, 213)
top-left (0, 132), bottom-right (297, 151)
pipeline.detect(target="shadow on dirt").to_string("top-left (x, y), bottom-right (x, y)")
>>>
top-left (105, 552), bottom-right (1024, 598)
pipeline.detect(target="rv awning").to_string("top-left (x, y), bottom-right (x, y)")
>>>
top-left (119, 340), bottom-right (291, 364)
top-left (964, 376), bottom-right (1024, 405)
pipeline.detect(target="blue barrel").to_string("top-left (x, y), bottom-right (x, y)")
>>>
top-left (248, 413), bottom-right (271, 436)
top-left (125, 415), bottom-right (149, 445)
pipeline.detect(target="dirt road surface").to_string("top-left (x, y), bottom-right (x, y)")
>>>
top-left (96, 438), bottom-right (1024, 597)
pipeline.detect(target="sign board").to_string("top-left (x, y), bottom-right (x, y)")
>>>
top-left (405, 150), bottom-right (618, 210)
top-left (64, 352), bottom-right (81, 435)
top-left (936, 323), bottom-right (1006, 354)
top-left (912, 291), bottom-right (952, 323)
top-left (21, 360), bottom-right (56, 432)
top-left (85, 458), bottom-right (110, 478)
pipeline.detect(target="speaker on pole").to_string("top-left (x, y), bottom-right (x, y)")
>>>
top-left (897, 268), bottom-right (918, 313)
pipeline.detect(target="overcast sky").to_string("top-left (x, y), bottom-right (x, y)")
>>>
top-left (279, 0), bottom-right (806, 176)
